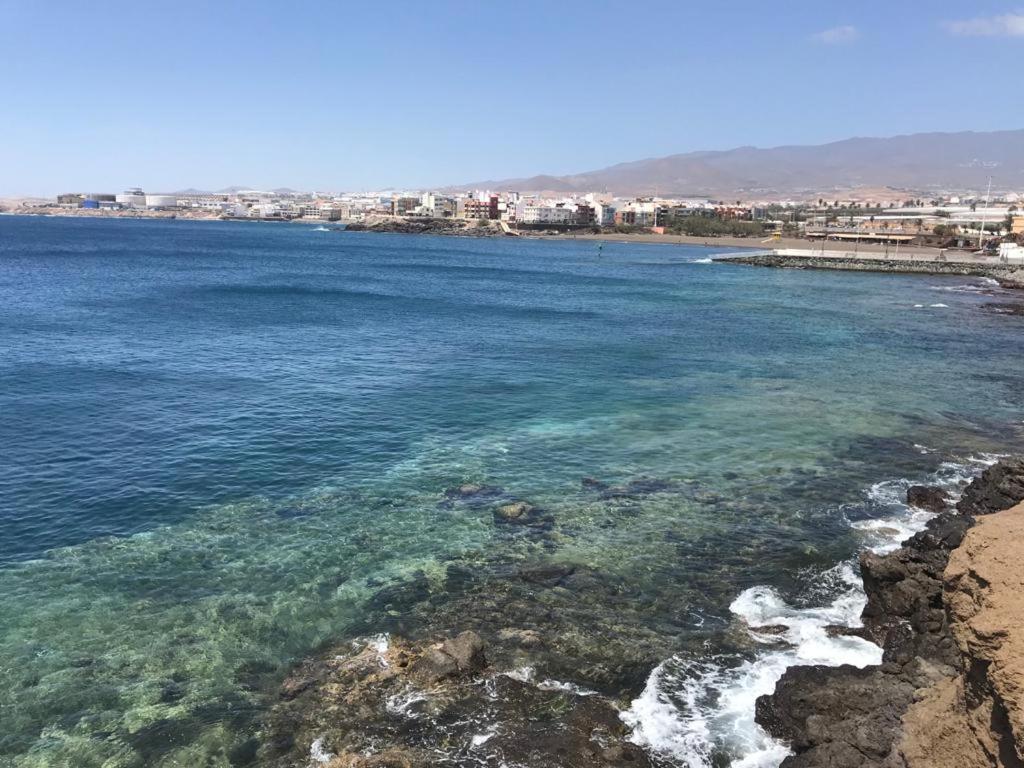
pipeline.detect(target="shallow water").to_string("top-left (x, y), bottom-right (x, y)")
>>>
top-left (0, 216), bottom-right (1022, 766)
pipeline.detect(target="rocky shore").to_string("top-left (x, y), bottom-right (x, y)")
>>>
top-left (342, 218), bottom-right (507, 237)
top-left (755, 459), bottom-right (1024, 767)
top-left (259, 630), bottom-right (651, 767)
top-left (246, 461), bottom-right (1024, 768)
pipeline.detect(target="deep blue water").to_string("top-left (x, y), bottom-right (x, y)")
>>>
top-left (0, 215), bottom-right (1022, 767)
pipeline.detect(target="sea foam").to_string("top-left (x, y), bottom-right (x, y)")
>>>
top-left (622, 456), bottom-right (993, 767)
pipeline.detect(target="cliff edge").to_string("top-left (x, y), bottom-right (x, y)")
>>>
top-left (756, 459), bottom-right (1024, 768)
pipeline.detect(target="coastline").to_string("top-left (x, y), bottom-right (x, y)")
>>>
top-left (754, 459), bottom-right (1024, 768)
top-left (255, 459), bottom-right (1024, 768)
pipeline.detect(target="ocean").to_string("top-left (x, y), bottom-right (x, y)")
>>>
top-left (1, 215), bottom-right (1022, 767)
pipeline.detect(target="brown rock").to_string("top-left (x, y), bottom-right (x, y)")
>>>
top-left (409, 647), bottom-right (458, 684)
top-left (497, 628), bottom-right (543, 647)
top-left (495, 501), bottom-right (534, 520)
top-left (441, 631), bottom-right (487, 673)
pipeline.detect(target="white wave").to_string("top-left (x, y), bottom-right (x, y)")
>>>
top-left (385, 686), bottom-right (428, 718)
top-left (929, 279), bottom-right (998, 293)
top-left (930, 303), bottom-right (949, 308)
top-left (310, 736), bottom-right (334, 764)
top-left (691, 258), bottom-right (714, 264)
top-left (313, 225), bottom-right (331, 232)
top-left (537, 678), bottom-right (598, 696)
top-left (913, 304), bottom-right (924, 308)
top-left (502, 665), bottom-right (535, 683)
top-left (471, 726), bottom-right (498, 747)
top-left (623, 456), bottom-right (989, 767)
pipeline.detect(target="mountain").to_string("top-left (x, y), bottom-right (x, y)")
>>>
top-left (450, 130), bottom-right (1024, 198)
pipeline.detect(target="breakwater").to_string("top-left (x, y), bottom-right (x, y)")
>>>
top-left (716, 248), bottom-right (1024, 285)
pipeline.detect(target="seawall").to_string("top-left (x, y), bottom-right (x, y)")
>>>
top-left (716, 249), bottom-right (1024, 286)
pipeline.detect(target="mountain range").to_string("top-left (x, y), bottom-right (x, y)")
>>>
top-left (450, 129), bottom-right (1024, 199)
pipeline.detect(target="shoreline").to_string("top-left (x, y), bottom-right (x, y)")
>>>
top-left (755, 459), bottom-right (1024, 767)
top-left (257, 458), bottom-right (1024, 768)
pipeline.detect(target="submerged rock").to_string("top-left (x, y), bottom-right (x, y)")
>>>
top-left (493, 500), bottom-right (554, 529)
top-left (495, 500), bottom-right (535, 520)
top-left (260, 630), bottom-right (651, 767)
top-left (324, 748), bottom-right (417, 768)
top-left (982, 302), bottom-right (1024, 316)
top-left (443, 483), bottom-right (503, 501)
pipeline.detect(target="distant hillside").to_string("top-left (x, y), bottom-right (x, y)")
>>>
top-left (450, 130), bottom-right (1024, 198)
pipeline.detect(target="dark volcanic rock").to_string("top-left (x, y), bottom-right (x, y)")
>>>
top-left (517, 562), bottom-right (577, 587)
top-left (344, 218), bottom-right (501, 238)
top-left (756, 458), bottom-right (1024, 768)
top-left (982, 302), bottom-right (1024, 316)
top-left (755, 664), bottom-right (919, 766)
top-left (956, 458), bottom-right (1024, 517)
top-left (859, 511), bottom-right (970, 666)
top-left (906, 485), bottom-right (951, 513)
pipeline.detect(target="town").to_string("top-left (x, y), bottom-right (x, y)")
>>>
top-left (5, 185), bottom-right (1024, 254)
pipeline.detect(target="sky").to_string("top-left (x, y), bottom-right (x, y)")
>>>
top-left (1, 0), bottom-right (1022, 196)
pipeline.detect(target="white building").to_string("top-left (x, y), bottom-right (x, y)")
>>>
top-left (999, 242), bottom-right (1024, 262)
top-left (516, 204), bottom-right (576, 225)
top-left (145, 194), bottom-right (178, 209)
top-left (116, 188), bottom-right (146, 208)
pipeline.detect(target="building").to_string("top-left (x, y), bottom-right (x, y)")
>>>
top-left (145, 194), bottom-right (178, 209)
top-left (574, 203), bottom-right (597, 226)
top-left (999, 242), bottom-right (1024, 262)
top-left (517, 204), bottom-right (576, 225)
top-left (391, 196), bottom-right (420, 216)
top-left (458, 197), bottom-right (494, 220)
top-left (116, 188), bottom-right (147, 208)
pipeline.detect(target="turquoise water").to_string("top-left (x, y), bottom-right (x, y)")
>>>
top-left (0, 216), bottom-right (1022, 766)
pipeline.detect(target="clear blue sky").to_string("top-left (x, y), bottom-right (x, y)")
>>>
top-left (1, 0), bottom-right (1021, 196)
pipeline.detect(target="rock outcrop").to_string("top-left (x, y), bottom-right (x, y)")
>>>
top-left (343, 218), bottom-right (504, 237)
top-left (755, 459), bottom-right (1024, 768)
top-left (259, 630), bottom-right (651, 767)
